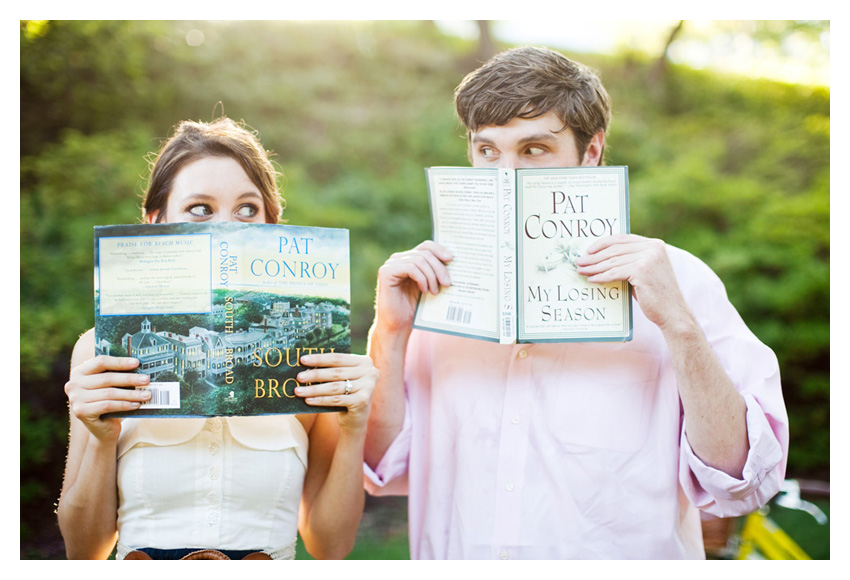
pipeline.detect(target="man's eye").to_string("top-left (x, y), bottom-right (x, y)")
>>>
top-left (188, 204), bottom-right (212, 217)
top-left (236, 204), bottom-right (259, 218)
top-left (479, 146), bottom-right (498, 158)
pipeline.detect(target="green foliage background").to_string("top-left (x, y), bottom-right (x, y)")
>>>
top-left (20, 20), bottom-right (829, 557)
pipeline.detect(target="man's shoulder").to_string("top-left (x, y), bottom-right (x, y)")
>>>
top-left (664, 242), bottom-right (701, 264)
top-left (663, 243), bottom-right (730, 307)
top-left (665, 244), bottom-right (720, 280)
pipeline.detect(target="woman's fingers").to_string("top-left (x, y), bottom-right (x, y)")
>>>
top-left (294, 353), bottom-right (378, 422)
top-left (65, 355), bottom-right (152, 435)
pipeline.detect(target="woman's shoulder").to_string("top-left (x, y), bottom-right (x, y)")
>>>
top-left (71, 328), bottom-right (96, 364)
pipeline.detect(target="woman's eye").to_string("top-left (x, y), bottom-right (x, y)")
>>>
top-left (526, 146), bottom-right (546, 156)
top-left (187, 204), bottom-right (212, 217)
top-left (236, 204), bottom-right (259, 218)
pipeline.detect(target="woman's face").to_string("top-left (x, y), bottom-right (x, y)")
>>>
top-left (148, 156), bottom-right (268, 224)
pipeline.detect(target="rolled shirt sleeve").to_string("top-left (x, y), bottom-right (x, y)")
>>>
top-left (672, 245), bottom-right (789, 517)
top-left (364, 392), bottom-right (412, 496)
top-left (680, 393), bottom-right (786, 517)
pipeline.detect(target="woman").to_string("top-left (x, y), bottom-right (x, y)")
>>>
top-left (57, 117), bottom-right (378, 560)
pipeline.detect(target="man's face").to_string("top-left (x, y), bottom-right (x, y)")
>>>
top-left (469, 111), bottom-right (602, 169)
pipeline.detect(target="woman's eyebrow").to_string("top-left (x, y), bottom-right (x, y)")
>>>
top-left (236, 191), bottom-right (264, 200)
top-left (181, 193), bottom-right (216, 202)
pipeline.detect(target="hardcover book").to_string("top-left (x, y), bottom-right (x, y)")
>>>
top-left (413, 166), bottom-right (632, 344)
top-left (94, 222), bottom-right (350, 417)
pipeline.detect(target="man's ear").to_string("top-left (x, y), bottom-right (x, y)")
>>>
top-left (581, 131), bottom-right (605, 167)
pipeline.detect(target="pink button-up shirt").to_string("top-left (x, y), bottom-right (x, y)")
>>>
top-left (365, 246), bottom-right (788, 559)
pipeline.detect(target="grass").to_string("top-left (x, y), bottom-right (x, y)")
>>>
top-left (765, 498), bottom-right (830, 559)
top-left (300, 495), bottom-right (830, 561)
top-left (29, 490), bottom-right (827, 560)
top-left (296, 495), bottom-right (410, 560)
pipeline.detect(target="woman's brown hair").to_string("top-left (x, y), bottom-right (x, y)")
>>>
top-left (143, 117), bottom-right (283, 224)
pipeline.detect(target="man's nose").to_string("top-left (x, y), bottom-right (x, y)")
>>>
top-left (497, 154), bottom-right (520, 169)
top-left (497, 154), bottom-right (538, 170)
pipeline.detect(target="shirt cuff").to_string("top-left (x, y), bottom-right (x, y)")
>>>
top-left (681, 393), bottom-right (784, 516)
top-left (363, 403), bottom-right (412, 496)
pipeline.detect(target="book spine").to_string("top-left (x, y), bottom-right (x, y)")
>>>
top-left (497, 168), bottom-right (517, 344)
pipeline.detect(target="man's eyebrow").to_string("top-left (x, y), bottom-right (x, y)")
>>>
top-left (470, 132), bottom-right (559, 145)
top-left (470, 134), bottom-right (495, 145)
top-left (516, 133), bottom-right (559, 145)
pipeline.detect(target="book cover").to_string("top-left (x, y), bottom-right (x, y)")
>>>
top-left (94, 222), bottom-right (350, 417)
top-left (413, 166), bottom-right (631, 344)
top-left (515, 167), bottom-right (631, 342)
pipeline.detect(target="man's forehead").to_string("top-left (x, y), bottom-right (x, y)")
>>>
top-left (471, 114), bottom-right (573, 142)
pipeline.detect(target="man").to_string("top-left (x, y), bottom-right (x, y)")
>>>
top-left (363, 46), bottom-right (788, 559)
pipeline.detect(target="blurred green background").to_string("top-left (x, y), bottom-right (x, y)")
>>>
top-left (20, 20), bottom-right (829, 559)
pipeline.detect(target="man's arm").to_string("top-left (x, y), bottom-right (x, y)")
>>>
top-left (364, 241), bottom-right (453, 470)
top-left (657, 304), bottom-right (749, 478)
top-left (364, 319), bottom-right (410, 469)
top-left (576, 234), bottom-right (748, 478)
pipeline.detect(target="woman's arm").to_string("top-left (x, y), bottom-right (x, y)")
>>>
top-left (56, 329), bottom-right (152, 559)
top-left (293, 352), bottom-right (378, 559)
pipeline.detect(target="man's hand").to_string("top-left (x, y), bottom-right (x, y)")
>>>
top-left (575, 234), bottom-right (690, 332)
top-left (374, 241), bottom-right (453, 333)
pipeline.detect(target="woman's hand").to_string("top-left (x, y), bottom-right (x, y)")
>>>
top-left (64, 355), bottom-right (152, 442)
top-left (294, 352), bottom-right (379, 431)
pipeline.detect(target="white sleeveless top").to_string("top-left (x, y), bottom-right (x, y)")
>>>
top-left (115, 415), bottom-right (308, 560)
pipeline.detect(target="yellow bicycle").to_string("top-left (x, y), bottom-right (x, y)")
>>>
top-left (703, 479), bottom-right (829, 560)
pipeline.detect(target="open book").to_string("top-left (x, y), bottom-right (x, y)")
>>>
top-left (413, 166), bottom-right (632, 343)
top-left (95, 222), bottom-right (350, 417)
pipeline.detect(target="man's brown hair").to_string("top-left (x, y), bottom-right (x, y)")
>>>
top-left (454, 46), bottom-right (612, 163)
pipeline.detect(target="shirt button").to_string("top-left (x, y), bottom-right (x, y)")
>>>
top-left (209, 441), bottom-right (221, 456)
top-left (208, 511), bottom-right (220, 525)
top-left (206, 491), bottom-right (220, 505)
top-left (505, 483), bottom-right (515, 492)
top-left (518, 349), bottom-right (528, 359)
top-left (511, 416), bottom-right (520, 425)
top-left (209, 466), bottom-right (221, 480)
top-left (500, 551), bottom-right (510, 560)
top-left (207, 418), bottom-right (222, 432)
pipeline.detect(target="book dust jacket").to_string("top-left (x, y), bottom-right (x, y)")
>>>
top-left (94, 222), bottom-right (350, 417)
top-left (415, 166), bottom-right (631, 343)
top-left (516, 167), bottom-right (631, 342)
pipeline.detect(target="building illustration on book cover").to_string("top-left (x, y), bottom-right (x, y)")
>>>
top-left (94, 222), bottom-right (350, 417)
